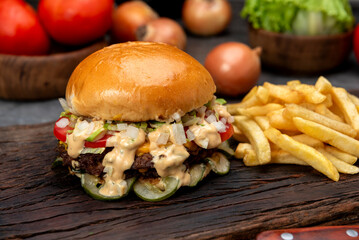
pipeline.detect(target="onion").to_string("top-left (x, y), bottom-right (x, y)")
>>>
top-left (212, 121), bottom-right (226, 133)
top-left (77, 120), bottom-right (89, 131)
top-left (125, 125), bottom-right (139, 139)
top-left (205, 42), bottom-right (261, 96)
top-left (183, 116), bottom-right (200, 127)
top-left (112, 1), bottom-right (158, 42)
top-left (58, 98), bottom-right (70, 112)
top-left (136, 17), bottom-right (186, 50)
top-left (172, 123), bottom-right (187, 145)
top-left (227, 116), bottom-right (234, 124)
top-left (220, 117), bottom-right (227, 125)
top-left (206, 114), bottom-right (217, 124)
top-left (197, 106), bottom-right (206, 115)
top-left (198, 138), bottom-right (209, 149)
top-left (86, 122), bottom-right (95, 134)
top-left (186, 129), bottom-right (195, 141)
top-left (171, 112), bottom-right (182, 122)
top-left (182, 0), bottom-right (232, 36)
top-left (117, 123), bottom-right (128, 131)
top-left (56, 117), bottom-right (70, 128)
top-left (156, 132), bottom-right (170, 145)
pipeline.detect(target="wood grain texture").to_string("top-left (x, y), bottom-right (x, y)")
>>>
top-left (1, 123), bottom-right (359, 240)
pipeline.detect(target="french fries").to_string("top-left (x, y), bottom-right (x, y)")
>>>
top-left (228, 76), bottom-right (359, 181)
top-left (233, 116), bottom-right (271, 165)
top-left (264, 127), bottom-right (339, 181)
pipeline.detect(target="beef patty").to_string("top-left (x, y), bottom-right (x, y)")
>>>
top-left (56, 143), bottom-right (215, 179)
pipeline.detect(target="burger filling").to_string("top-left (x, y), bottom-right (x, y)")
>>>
top-left (54, 97), bottom-right (234, 198)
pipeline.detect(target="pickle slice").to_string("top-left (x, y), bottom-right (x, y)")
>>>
top-left (81, 173), bottom-right (135, 201)
top-left (133, 176), bottom-right (179, 202)
top-left (206, 152), bottom-right (230, 175)
top-left (189, 163), bottom-right (206, 187)
top-left (218, 140), bottom-right (235, 157)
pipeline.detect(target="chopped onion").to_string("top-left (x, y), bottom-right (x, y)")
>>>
top-left (228, 116), bottom-right (234, 123)
top-left (172, 123), bottom-right (187, 145)
top-left (199, 138), bottom-right (209, 149)
top-left (197, 106), bottom-right (206, 115)
top-left (156, 132), bottom-right (170, 145)
top-left (172, 112), bottom-right (181, 122)
top-left (183, 116), bottom-right (200, 127)
top-left (117, 123), bottom-right (128, 131)
top-left (212, 121), bottom-right (226, 133)
top-left (186, 129), bottom-right (195, 141)
top-left (77, 120), bottom-right (89, 131)
top-left (86, 122), bottom-right (95, 134)
top-left (206, 114), bottom-right (217, 124)
top-left (58, 98), bottom-right (70, 112)
top-left (205, 110), bottom-right (213, 117)
top-left (220, 117), bottom-right (227, 125)
top-left (125, 125), bottom-right (139, 139)
top-left (56, 117), bottom-right (70, 128)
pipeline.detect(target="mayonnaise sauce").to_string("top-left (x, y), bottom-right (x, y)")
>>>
top-left (67, 119), bottom-right (105, 158)
top-left (65, 100), bottom-right (230, 195)
top-left (99, 129), bottom-right (145, 196)
top-left (149, 125), bottom-right (191, 187)
top-left (189, 120), bottom-right (221, 149)
top-left (213, 104), bottom-right (231, 119)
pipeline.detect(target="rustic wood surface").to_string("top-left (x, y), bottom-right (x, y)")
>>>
top-left (1, 122), bottom-right (359, 240)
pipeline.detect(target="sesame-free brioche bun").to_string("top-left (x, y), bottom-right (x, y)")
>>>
top-left (66, 42), bottom-right (216, 122)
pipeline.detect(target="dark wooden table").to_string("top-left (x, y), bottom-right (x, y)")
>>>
top-left (1, 1), bottom-right (359, 239)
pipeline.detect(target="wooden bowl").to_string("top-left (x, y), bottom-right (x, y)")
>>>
top-left (0, 41), bottom-right (108, 100)
top-left (248, 26), bottom-right (353, 74)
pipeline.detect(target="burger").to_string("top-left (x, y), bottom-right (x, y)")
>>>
top-left (53, 42), bottom-right (234, 201)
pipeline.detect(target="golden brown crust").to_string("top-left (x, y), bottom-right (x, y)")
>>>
top-left (66, 42), bottom-right (215, 121)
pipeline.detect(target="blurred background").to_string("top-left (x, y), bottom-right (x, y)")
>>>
top-left (0, 0), bottom-right (359, 126)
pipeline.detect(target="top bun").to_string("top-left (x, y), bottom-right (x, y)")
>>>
top-left (66, 42), bottom-right (216, 122)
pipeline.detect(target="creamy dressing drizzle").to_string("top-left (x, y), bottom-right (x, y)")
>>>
top-left (189, 120), bottom-right (221, 149)
top-left (213, 104), bottom-right (231, 119)
top-left (148, 125), bottom-right (190, 187)
top-left (67, 119), bottom-right (105, 158)
top-left (99, 129), bottom-right (145, 196)
top-left (64, 99), bottom-right (232, 196)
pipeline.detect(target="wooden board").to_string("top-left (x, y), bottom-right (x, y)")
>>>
top-left (1, 123), bottom-right (359, 240)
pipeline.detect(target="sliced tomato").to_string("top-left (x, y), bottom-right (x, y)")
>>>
top-left (54, 117), bottom-right (73, 142)
top-left (84, 134), bottom-right (111, 148)
top-left (219, 123), bottom-right (234, 142)
top-left (54, 117), bottom-right (111, 148)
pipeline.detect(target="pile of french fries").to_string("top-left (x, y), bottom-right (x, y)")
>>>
top-left (227, 76), bottom-right (359, 181)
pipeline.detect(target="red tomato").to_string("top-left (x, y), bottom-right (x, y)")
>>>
top-left (84, 135), bottom-right (111, 148)
top-left (38, 0), bottom-right (114, 45)
top-left (219, 123), bottom-right (234, 142)
top-left (0, 0), bottom-right (50, 55)
top-left (354, 24), bottom-right (359, 64)
top-left (54, 117), bottom-right (74, 142)
top-left (54, 117), bottom-right (111, 148)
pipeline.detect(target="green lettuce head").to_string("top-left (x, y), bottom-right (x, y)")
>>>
top-left (241, 0), bottom-right (355, 35)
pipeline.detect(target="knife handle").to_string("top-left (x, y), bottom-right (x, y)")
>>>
top-left (256, 225), bottom-right (359, 240)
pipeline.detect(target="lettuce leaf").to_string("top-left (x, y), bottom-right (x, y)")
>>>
top-left (241, 0), bottom-right (355, 35)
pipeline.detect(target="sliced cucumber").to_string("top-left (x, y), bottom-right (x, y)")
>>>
top-left (86, 128), bottom-right (105, 142)
top-left (189, 163), bottom-right (206, 187)
top-left (133, 176), bottom-right (179, 202)
top-left (218, 140), bottom-right (235, 157)
top-left (81, 173), bottom-right (135, 201)
top-left (51, 157), bottom-right (63, 169)
top-left (206, 152), bottom-right (230, 175)
top-left (201, 163), bottom-right (212, 180)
